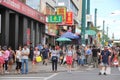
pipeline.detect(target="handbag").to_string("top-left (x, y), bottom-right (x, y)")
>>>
top-left (36, 56), bottom-right (42, 62)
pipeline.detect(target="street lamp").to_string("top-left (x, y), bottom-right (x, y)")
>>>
top-left (102, 20), bottom-right (105, 47)
top-left (81, 0), bottom-right (86, 44)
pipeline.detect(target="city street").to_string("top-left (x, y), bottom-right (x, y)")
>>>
top-left (0, 0), bottom-right (120, 80)
top-left (0, 64), bottom-right (120, 80)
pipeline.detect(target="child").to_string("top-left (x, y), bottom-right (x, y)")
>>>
top-left (112, 54), bottom-right (119, 67)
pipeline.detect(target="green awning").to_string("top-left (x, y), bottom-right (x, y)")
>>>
top-left (85, 30), bottom-right (96, 35)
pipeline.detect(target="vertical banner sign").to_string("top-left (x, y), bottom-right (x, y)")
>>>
top-left (27, 28), bottom-right (30, 45)
top-left (56, 7), bottom-right (67, 23)
top-left (66, 12), bottom-right (73, 25)
top-left (0, 14), bottom-right (1, 33)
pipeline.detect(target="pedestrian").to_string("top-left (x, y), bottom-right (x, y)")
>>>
top-left (21, 44), bottom-right (30, 74)
top-left (76, 46), bottom-right (81, 66)
top-left (92, 45), bottom-right (98, 68)
top-left (8, 47), bottom-right (15, 73)
top-left (72, 45), bottom-right (77, 68)
top-left (80, 45), bottom-right (86, 66)
top-left (0, 46), bottom-right (5, 75)
top-left (41, 45), bottom-right (49, 66)
top-left (32, 47), bottom-right (40, 72)
top-left (66, 45), bottom-right (74, 73)
top-left (15, 46), bottom-right (22, 74)
top-left (62, 46), bottom-right (67, 65)
top-left (99, 46), bottom-right (110, 75)
top-left (51, 46), bottom-right (58, 72)
top-left (112, 53), bottom-right (119, 67)
top-left (118, 47), bottom-right (120, 67)
top-left (37, 43), bottom-right (43, 53)
top-left (85, 46), bottom-right (92, 65)
top-left (3, 46), bottom-right (10, 74)
top-left (59, 47), bottom-right (64, 65)
top-left (29, 46), bottom-right (34, 61)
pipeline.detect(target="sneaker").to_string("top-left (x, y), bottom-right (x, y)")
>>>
top-left (99, 72), bottom-right (101, 75)
top-left (5, 71), bottom-right (9, 74)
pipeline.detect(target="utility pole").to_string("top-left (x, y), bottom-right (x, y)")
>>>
top-left (94, 8), bottom-right (97, 27)
top-left (81, 0), bottom-right (86, 44)
top-left (87, 0), bottom-right (90, 30)
top-left (107, 26), bottom-right (108, 37)
top-left (102, 20), bottom-right (105, 47)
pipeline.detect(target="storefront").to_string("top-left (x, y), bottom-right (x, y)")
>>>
top-left (0, 0), bottom-right (46, 49)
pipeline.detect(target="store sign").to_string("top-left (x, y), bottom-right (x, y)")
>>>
top-left (86, 14), bottom-right (92, 22)
top-left (0, 0), bottom-right (45, 23)
top-left (48, 15), bottom-right (62, 23)
top-left (66, 12), bottom-right (73, 25)
top-left (56, 7), bottom-right (66, 22)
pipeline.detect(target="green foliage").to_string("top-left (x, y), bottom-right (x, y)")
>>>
top-left (89, 27), bottom-right (99, 32)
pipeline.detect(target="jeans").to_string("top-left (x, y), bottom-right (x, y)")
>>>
top-left (78, 59), bottom-right (84, 65)
top-left (52, 56), bottom-right (58, 71)
top-left (21, 59), bottom-right (28, 74)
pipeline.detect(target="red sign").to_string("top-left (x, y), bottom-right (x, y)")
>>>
top-left (66, 12), bottom-right (73, 25)
top-left (0, 0), bottom-right (45, 23)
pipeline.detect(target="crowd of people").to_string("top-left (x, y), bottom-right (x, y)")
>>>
top-left (0, 43), bottom-right (120, 75)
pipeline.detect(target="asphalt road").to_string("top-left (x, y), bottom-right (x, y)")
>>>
top-left (0, 67), bottom-right (120, 80)
top-left (48, 68), bottom-right (120, 80)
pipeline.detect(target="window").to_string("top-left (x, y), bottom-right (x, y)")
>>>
top-left (70, 0), bottom-right (78, 16)
top-left (46, 3), bottom-right (55, 15)
top-left (26, 0), bottom-right (41, 11)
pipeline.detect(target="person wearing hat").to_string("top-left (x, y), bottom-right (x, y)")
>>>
top-left (99, 46), bottom-right (111, 75)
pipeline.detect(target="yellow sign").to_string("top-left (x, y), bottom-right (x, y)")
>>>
top-left (56, 7), bottom-right (67, 22)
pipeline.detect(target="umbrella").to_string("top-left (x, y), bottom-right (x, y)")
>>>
top-left (56, 37), bottom-right (71, 41)
top-left (85, 30), bottom-right (96, 35)
top-left (61, 31), bottom-right (79, 39)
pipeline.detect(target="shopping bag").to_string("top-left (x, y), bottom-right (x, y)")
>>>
top-left (36, 56), bottom-right (42, 62)
top-left (106, 67), bottom-right (111, 74)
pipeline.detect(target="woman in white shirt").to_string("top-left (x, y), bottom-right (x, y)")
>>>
top-left (51, 46), bottom-right (58, 72)
top-left (32, 47), bottom-right (40, 72)
top-left (15, 46), bottom-right (22, 74)
top-left (66, 45), bottom-right (73, 72)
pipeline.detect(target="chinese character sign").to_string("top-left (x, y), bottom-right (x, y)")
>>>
top-left (56, 7), bottom-right (67, 22)
top-left (48, 15), bottom-right (62, 23)
top-left (66, 12), bottom-right (73, 25)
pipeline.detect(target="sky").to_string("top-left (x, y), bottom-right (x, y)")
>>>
top-left (90, 0), bottom-right (120, 39)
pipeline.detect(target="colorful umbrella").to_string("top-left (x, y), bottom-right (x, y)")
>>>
top-left (56, 37), bottom-right (71, 41)
top-left (61, 31), bottom-right (79, 39)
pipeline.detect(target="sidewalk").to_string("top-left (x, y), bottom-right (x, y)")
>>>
top-left (4, 61), bottom-right (90, 75)
top-left (30, 62), bottom-right (79, 73)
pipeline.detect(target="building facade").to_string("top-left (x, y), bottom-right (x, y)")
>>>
top-left (0, 0), bottom-right (45, 49)
top-left (0, 0), bottom-right (83, 48)
top-left (40, 0), bottom-right (57, 45)
top-left (57, 0), bottom-right (82, 33)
